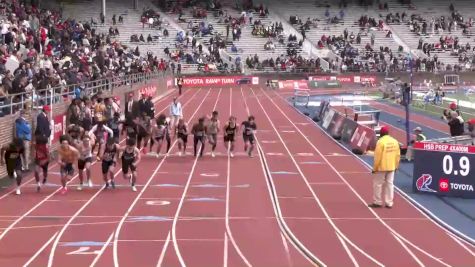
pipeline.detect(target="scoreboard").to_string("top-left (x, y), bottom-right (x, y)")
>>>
top-left (413, 142), bottom-right (475, 198)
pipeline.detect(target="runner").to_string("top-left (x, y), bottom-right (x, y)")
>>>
top-left (207, 111), bottom-right (220, 157)
top-left (57, 135), bottom-right (80, 194)
top-left (77, 134), bottom-right (95, 190)
top-left (100, 138), bottom-right (120, 189)
top-left (192, 117), bottom-right (207, 157)
top-left (120, 138), bottom-right (141, 191)
top-left (223, 116), bottom-right (238, 157)
top-left (34, 135), bottom-right (50, 192)
top-left (0, 138), bottom-right (25, 195)
top-left (136, 114), bottom-right (151, 153)
top-left (67, 124), bottom-right (84, 147)
top-left (108, 112), bottom-right (122, 144)
top-left (150, 114), bottom-right (170, 156)
top-left (175, 118), bottom-right (188, 156)
top-left (241, 115), bottom-right (257, 157)
top-left (89, 121), bottom-right (114, 158)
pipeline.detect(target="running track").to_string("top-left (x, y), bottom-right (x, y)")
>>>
top-left (0, 86), bottom-right (473, 266)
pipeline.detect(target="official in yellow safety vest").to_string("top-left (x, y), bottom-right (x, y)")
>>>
top-left (369, 126), bottom-right (400, 209)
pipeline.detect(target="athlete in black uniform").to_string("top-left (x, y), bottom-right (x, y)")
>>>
top-left (1, 138), bottom-right (25, 195)
top-left (101, 138), bottom-right (120, 189)
top-left (120, 138), bottom-right (141, 191)
top-left (175, 118), bottom-right (188, 156)
top-left (241, 115), bottom-right (257, 157)
top-left (223, 116), bottom-right (238, 157)
top-left (192, 117), bottom-right (207, 157)
top-left (136, 114), bottom-right (151, 152)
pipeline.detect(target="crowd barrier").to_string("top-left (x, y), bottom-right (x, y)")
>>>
top-left (316, 101), bottom-right (377, 154)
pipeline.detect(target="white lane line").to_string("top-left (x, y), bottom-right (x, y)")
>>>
top-left (48, 165), bottom-right (124, 267)
top-left (280, 232), bottom-right (293, 267)
top-left (335, 231), bottom-right (359, 267)
top-left (0, 163), bottom-right (58, 200)
top-left (391, 233), bottom-right (425, 267)
top-left (90, 232), bottom-right (114, 267)
top-left (1, 89), bottom-right (179, 243)
top-left (223, 232), bottom-right (228, 267)
top-left (226, 87), bottom-right (252, 267)
top-left (283, 91), bottom-right (475, 249)
top-left (251, 88), bottom-right (382, 266)
top-left (241, 87), bottom-right (321, 267)
top-left (172, 88), bottom-right (223, 267)
top-left (265, 89), bottom-right (448, 266)
top-left (23, 232), bottom-right (59, 267)
top-left (113, 88), bottom-right (210, 267)
top-left (156, 232), bottom-right (171, 267)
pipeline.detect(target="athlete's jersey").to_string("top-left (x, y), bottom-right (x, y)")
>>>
top-left (102, 145), bottom-right (117, 162)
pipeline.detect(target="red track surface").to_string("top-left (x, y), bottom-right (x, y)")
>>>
top-left (0, 87), bottom-right (474, 267)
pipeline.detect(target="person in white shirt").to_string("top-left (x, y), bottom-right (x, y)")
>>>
top-left (169, 97), bottom-right (182, 128)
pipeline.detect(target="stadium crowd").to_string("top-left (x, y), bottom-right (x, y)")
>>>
top-left (0, 1), bottom-right (170, 115)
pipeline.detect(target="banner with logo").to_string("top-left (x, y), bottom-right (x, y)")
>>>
top-left (309, 80), bottom-right (341, 89)
top-left (349, 124), bottom-right (377, 152)
top-left (340, 117), bottom-right (359, 143)
top-left (309, 75), bottom-right (377, 84)
top-left (50, 113), bottom-right (66, 142)
top-left (139, 84), bottom-right (158, 97)
top-left (413, 142), bottom-right (475, 198)
top-left (278, 80), bottom-right (309, 90)
top-left (179, 76), bottom-right (259, 87)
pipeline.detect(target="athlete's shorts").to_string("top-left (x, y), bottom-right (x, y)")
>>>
top-left (102, 160), bottom-right (116, 174)
top-left (243, 134), bottom-right (255, 144)
top-left (35, 159), bottom-right (49, 174)
top-left (78, 157), bottom-right (93, 170)
top-left (177, 133), bottom-right (188, 143)
top-left (208, 133), bottom-right (217, 144)
top-left (224, 134), bottom-right (235, 142)
top-left (61, 163), bottom-right (75, 176)
top-left (154, 135), bottom-right (164, 142)
top-left (6, 159), bottom-right (21, 178)
top-left (122, 159), bottom-right (137, 174)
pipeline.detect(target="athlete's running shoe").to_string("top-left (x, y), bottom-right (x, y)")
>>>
top-left (132, 186), bottom-right (137, 192)
top-left (60, 187), bottom-right (68, 195)
top-left (88, 179), bottom-right (93, 188)
top-left (15, 188), bottom-right (21, 195)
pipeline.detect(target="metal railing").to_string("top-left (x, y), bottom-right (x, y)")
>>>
top-left (0, 71), bottom-right (166, 117)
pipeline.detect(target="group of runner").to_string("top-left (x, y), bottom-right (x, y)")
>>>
top-left (1, 96), bottom-right (258, 195)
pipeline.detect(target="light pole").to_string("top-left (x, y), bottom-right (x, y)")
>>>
top-left (405, 53), bottom-right (414, 146)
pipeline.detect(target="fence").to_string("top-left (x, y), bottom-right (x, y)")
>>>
top-left (0, 71), bottom-right (174, 179)
top-left (0, 72), bottom-right (167, 117)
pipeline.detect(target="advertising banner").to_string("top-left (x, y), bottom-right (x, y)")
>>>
top-left (180, 76), bottom-right (259, 87)
top-left (139, 84), bottom-right (158, 97)
top-left (278, 80), bottom-right (309, 90)
top-left (349, 124), bottom-right (377, 152)
top-left (309, 75), bottom-right (377, 84)
top-left (341, 117), bottom-right (359, 143)
top-left (50, 113), bottom-right (66, 142)
top-left (309, 80), bottom-right (342, 89)
top-left (327, 112), bottom-right (346, 138)
top-left (413, 142), bottom-right (475, 198)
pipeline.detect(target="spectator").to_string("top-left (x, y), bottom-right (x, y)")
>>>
top-left (369, 126), bottom-right (400, 209)
top-left (170, 97), bottom-right (183, 127)
top-left (405, 127), bottom-right (427, 161)
top-left (34, 105), bottom-right (51, 143)
top-left (447, 111), bottom-right (465, 136)
top-left (468, 119), bottom-right (475, 145)
top-left (15, 110), bottom-right (32, 170)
